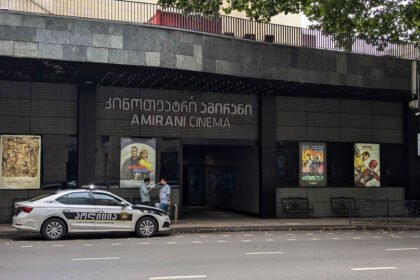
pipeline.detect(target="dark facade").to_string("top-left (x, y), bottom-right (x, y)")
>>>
top-left (0, 11), bottom-right (419, 222)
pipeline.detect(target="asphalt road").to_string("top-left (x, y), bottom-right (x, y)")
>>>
top-left (1, 230), bottom-right (420, 280)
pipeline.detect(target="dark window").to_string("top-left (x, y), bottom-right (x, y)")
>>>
top-left (93, 193), bottom-right (122, 206)
top-left (42, 135), bottom-right (78, 189)
top-left (56, 192), bottom-right (92, 205)
top-left (327, 143), bottom-right (354, 187)
top-left (381, 144), bottom-right (407, 187)
top-left (95, 136), bottom-right (120, 187)
top-left (276, 141), bottom-right (299, 187)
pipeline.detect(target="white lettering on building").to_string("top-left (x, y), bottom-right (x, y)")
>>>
top-left (105, 96), bottom-right (252, 129)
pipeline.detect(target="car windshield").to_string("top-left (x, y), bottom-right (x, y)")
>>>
top-left (28, 194), bottom-right (53, 202)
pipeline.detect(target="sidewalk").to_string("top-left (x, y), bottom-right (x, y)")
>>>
top-left (2, 209), bottom-right (419, 237)
top-left (170, 209), bottom-right (420, 233)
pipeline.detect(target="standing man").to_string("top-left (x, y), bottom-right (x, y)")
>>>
top-left (139, 178), bottom-right (153, 206)
top-left (157, 177), bottom-right (171, 212)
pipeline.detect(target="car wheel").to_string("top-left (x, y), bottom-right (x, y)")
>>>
top-left (41, 218), bottom-right (66, 240)
top-left (136, 217), bottom-right (157, 238)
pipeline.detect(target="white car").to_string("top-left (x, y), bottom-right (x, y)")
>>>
top-left (12, 189), bottom-right (171, 240)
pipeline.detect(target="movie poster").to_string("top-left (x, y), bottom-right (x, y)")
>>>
top-left (120, 138), bottom-right (156, 188)
top-left (354, 143), bottom-right (380, 187)
top-left (299, 142), bottom-right (327, 187)
top-left (0, 135), bottom-right (41, 189)
top-left (417, 133), bottom-right (420, 156)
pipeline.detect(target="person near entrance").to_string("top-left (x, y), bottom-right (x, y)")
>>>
top-left (139, 178), bottom-right (154, 206)
top-left (155, 177), bottom-right (171, 212)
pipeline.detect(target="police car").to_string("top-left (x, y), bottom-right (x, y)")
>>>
top-left (12, 188), bottom-right (170, 240)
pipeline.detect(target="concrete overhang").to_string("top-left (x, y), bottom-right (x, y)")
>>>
top-left (0, 11), bottom-right (413, 100)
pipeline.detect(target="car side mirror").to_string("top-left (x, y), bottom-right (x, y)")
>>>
top-left (120, 201), bottom-right (128, 207)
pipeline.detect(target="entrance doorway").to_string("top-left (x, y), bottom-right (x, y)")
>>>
top-left (184, 166), bottom-right (206, 205)
top-left (182, 144), bottom-right (259, 215)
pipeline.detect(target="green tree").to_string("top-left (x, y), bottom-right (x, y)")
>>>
top-left (158, 0), bottom-right (420, 48)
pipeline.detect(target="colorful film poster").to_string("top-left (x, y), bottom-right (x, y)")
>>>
top-left (354, 143), bottom-right (380, 187)
top-left (0, 135), bottom-right (41, 189)
top-left (120, 138), bottom-right (156, 188)
top-left (299, 142), bottom-right (327, 187)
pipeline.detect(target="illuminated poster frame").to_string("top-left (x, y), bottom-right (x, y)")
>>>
top-left (120, 138), bottom-right (156, 188)
top-left (417, 133), bottom-right (420, 156)
top-left (0, 135), bottom-right (41, 189)
top-left (354, 143), bottom-right (381, 187)
top-left (299, 142), bottom-right (327, 187)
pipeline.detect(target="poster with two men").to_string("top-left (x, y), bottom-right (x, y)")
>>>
top-left (120, 138), bottom-right (156, 188)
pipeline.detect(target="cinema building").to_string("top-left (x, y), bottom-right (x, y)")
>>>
top-left (0, 1), bottom-right (419, 222)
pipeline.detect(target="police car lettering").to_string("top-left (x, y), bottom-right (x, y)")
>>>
top-left (66, 212), bottom-right (118, 221)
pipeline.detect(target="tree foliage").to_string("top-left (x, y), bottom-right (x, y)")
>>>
top-left (157, 0), bottom-right (420, 48)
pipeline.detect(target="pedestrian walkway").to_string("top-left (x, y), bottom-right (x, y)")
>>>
top-left (1, 207), bottom-right (419, 238)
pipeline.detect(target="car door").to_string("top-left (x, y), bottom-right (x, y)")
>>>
top-left (55, 192), bottom-right (96, 231)
top-left (91, 192), bottom-right (134, 231)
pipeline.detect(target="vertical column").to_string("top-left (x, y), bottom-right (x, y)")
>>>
top-left (405, 106), bottom-right (420, 199)
top-left (77, 84), bottom-right (96, 187)
top-left (258, 94), bottom-right (277, 217)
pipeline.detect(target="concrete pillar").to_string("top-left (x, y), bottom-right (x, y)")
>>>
top-left (405, 106), bottom-right (420, 199)
top-left (258, 94), bottom-right (277, 217)
top-left (77, 84), bottom-right (96, 187)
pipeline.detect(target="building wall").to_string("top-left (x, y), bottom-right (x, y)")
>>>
top-left (0, 80), bottom-right (78, 135)
top-left (0, 12), bottom-right (412, 91)
top-left (0, 80), bottom-right (78, 222)
top-left (276, 96), bottom-right (403, 143)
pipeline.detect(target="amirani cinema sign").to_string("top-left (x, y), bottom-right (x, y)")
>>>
top-left (105, 97), bottom-right (253, 129)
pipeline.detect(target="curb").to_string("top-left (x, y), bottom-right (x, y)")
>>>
top-left (1, 224), bottom-right (419, 238)
top-left (170, 224), bottom-right (420, 234)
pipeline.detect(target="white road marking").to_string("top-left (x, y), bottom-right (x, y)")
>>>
top-left (192, 241), bottom-right (202, 244)
top-left (288, 239), bottom-right (297, 241)
top-left (149, 275), bottom-right (207, 280)
top-left (217, 240), bottom-right (227, 243)
top-left (167, 242), bottom-right (177, 244)
top-left (83, 244), bottom-right (93, 246)
top-left (352, 237), bottom-right (362, 240)
top-left (52, 244), bottom-right (64, 247)
top-left (351, 267), bottom-right (397, 271)
top-left (72, 257), bottom-right (120, 261)
top-left (331, 238), bottom-right (341, 240)
top-left (243, 234), bottom-right (253, 237)
top-left (21, 245), bottom-right (32, 248)
top-left (112, 243), bottom-right (122, 246)
top-left (221, 234), bottom-right (230, 237)
top-left (310, 238), bottom-right (320, 241)
top-left (241, 240), bottom-right (251, 242)
top-left (411, 235), bottom-right (420, 238)
top-left (199, 235), bottom-right (208, 238)
top-left (140, 242), bottom-right (150, 245)
top-left (386, 248), bottom-right (418, 251)
top-left (372, 236), bottom-right (382, 239)
top-left (245, 252), bottom-right (284, 255)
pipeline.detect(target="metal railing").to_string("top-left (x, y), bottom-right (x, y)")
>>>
top-left (0, 0), bottom-right (418, 59)
top-left (280, 199), bottom-right (420, 226)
